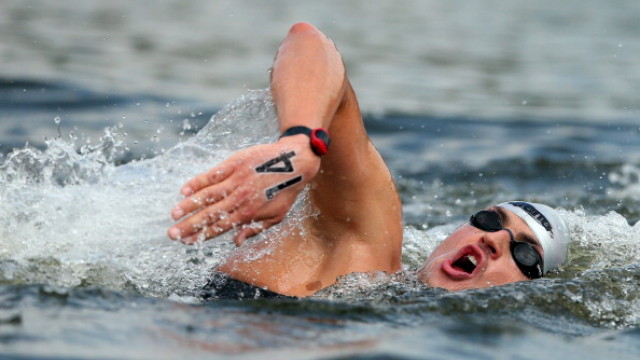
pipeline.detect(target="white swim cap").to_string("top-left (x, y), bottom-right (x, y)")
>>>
top-left (497, 201), bottom-right (570, 274)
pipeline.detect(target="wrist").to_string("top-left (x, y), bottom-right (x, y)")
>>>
top-left (279, 126), bottom-right (331, 156)
top-left (276, 132), bottom-right (309, 150)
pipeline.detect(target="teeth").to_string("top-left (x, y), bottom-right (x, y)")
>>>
top-left (468, 255), bottom-right (477, 266)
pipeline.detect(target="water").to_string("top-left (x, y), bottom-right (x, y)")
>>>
top-left (2, 1), bottom-right (640, 359)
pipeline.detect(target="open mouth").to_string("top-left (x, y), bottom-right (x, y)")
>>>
top-left (441, 244), bottom-right (485, 280)
top-left (452, 254), bottom-right (478, 274)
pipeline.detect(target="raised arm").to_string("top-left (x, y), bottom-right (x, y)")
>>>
top-left (168, 23), bottom-right (341, 244)
top-left (169, 23), bottom-right (402, 297)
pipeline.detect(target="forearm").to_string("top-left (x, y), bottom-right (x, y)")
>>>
top-left (271, 22), bottom-right (346, 132)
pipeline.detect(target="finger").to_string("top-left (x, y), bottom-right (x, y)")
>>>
top-left (168, 186), bottom-right (256, 240)
top-left (181, 164), bottom-right (233, 196)
top-left (233, 222), bottom-right (265, 246)
top-left (232, 204), bottom-right (291, 246)
top-left (180, 210), bottom-right (250, 244)
top-left (172, 181), bottom-right (236, 220)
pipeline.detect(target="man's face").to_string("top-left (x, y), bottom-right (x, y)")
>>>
top-left (417, 207), bottom-right (544, 291)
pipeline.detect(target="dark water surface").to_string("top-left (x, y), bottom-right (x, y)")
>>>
top-left (2, 1), bottom-right (640, 359)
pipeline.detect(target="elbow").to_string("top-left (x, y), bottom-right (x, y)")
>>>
top-left (286, 22), bottom-right (333, 52)
top-left (288, 22), bottom-right (321, 36)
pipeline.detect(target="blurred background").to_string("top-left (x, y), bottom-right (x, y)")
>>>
top-left (2, 0), bottom-right (639, 146)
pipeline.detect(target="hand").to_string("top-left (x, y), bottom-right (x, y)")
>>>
top-left (168, 135), bottom-right (320, 245)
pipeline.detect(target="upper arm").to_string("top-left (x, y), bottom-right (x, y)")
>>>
top-left (307, 81), bottom-right (403, 273)
top-left (271, 24), bottom-right (403, 273)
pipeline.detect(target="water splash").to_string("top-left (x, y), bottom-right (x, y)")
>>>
top-left (0, 89), bottom-right (280, 298)
top-left (1, 89), bottom-right (640, 330)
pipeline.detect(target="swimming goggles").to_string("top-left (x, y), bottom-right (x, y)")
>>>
top-left (470, 210), bottom-right (544, 279)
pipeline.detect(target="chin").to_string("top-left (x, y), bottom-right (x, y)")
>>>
top-left (424, 277), bottom-right (484, 292)
top-left (417, 253), bottom-right (479, 292)
top-left (418, 261), bottom-right (467, 291)
top-left (420, 272), bottom-right (474, 292)
top-left (419, 268), bottom-right (529, 292)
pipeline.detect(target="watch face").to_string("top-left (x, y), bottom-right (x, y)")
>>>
top-left (313, 129), bottom-right (330, 144)
top-left (310, 128), bottom-right (330, 156)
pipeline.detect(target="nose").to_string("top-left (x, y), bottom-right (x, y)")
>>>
top-left (481, 229), bottom-right (513, 260)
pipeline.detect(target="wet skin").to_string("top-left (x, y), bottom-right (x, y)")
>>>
top-left (418, 207), bottom-right (544, 291)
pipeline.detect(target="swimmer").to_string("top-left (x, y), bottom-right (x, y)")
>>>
top-left (167, 22), bottom-right (570, 298)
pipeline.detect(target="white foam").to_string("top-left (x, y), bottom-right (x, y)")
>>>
top-left (0, 90), bottom-right (280, 297)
